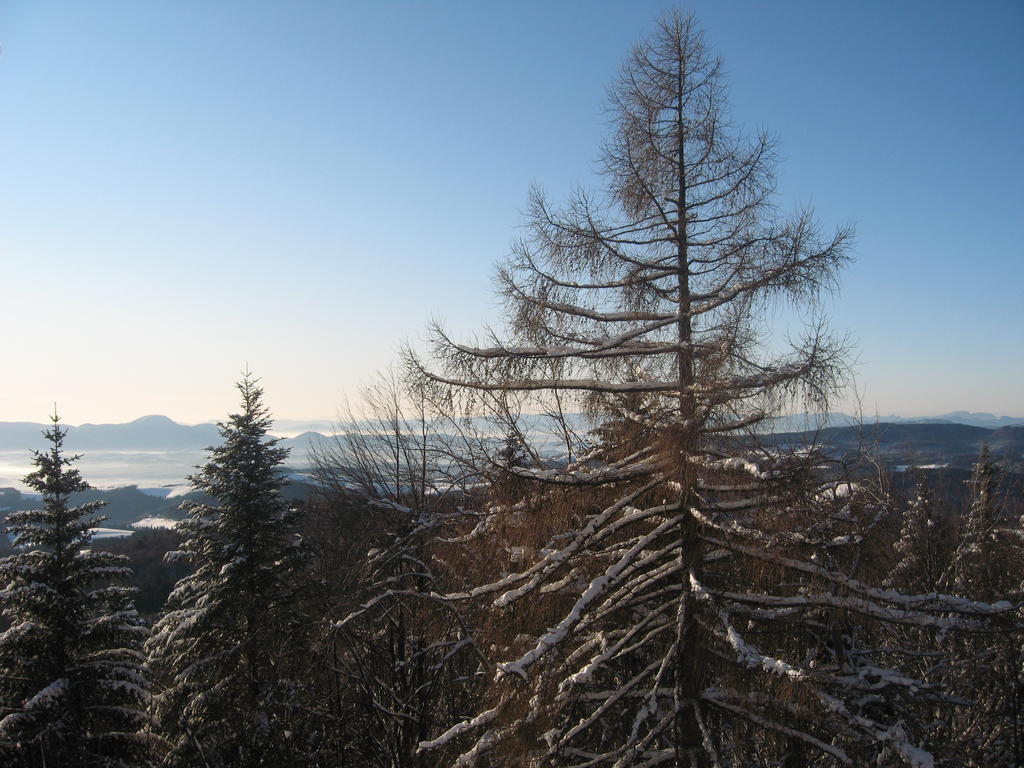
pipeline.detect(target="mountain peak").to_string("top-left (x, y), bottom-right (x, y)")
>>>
top-left (131, 414), bottom-right (178, 426)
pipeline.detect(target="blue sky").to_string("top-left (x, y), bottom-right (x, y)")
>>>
top-left (1, 1), bottom-right (1021, 424)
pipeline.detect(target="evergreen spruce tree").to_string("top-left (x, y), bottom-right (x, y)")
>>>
top-left (147, 374), bottom-right (307, 766)
top-left (935, 451), bottom-right (1021, 763)
top-left (945, 444), bottom-right (999, 595)
top-left (0, 414), bottom-right (152, 768)
top-left (886, 472), bottom-right (946, 594)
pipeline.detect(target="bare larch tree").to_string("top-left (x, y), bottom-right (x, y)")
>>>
top-left (407, 12), bottom-right (1014, 767)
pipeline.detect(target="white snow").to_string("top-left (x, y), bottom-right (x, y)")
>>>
top-left (91, 527), bottom-right (134, 539)
top-left (131, 517), bottom-right (181, 530)
top-left (418, 707), bottom-right (500, 751)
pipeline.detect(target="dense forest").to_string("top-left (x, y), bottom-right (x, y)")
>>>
top-left (2, 12), bottom-right (1022, 768)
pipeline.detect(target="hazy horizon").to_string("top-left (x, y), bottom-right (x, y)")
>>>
top-left (2, 409), bottom-right (1023, 432)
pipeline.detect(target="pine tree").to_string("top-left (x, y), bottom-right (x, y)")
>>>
top-left (147, 374), bottom-right (307, 766)
top-left (0, 414), bottom-right (152, 768)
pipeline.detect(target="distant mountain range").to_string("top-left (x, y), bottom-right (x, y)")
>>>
top-left (768, 411), bottom-right (1024, 432)
top-left (0, 415), bottom-right (332, 457)
top-left (0, 415), bottom-right (218, 452)
top-left (0, 411), bottom-right (1021, 454)
top-left (871, 411), bottom-right (1024, 430)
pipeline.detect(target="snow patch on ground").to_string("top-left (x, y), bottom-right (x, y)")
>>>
top-left (91, 527), bottom-right (134, 539)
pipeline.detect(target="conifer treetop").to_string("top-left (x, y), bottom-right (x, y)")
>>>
top-left (0, 412), bottom-right (152, 767)
top-left (6, 411), bottom-right (106, 553)
top-left (187, 372), bottom-right (289, 502)
top-left (147, 373), bottom-right (306, 767)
